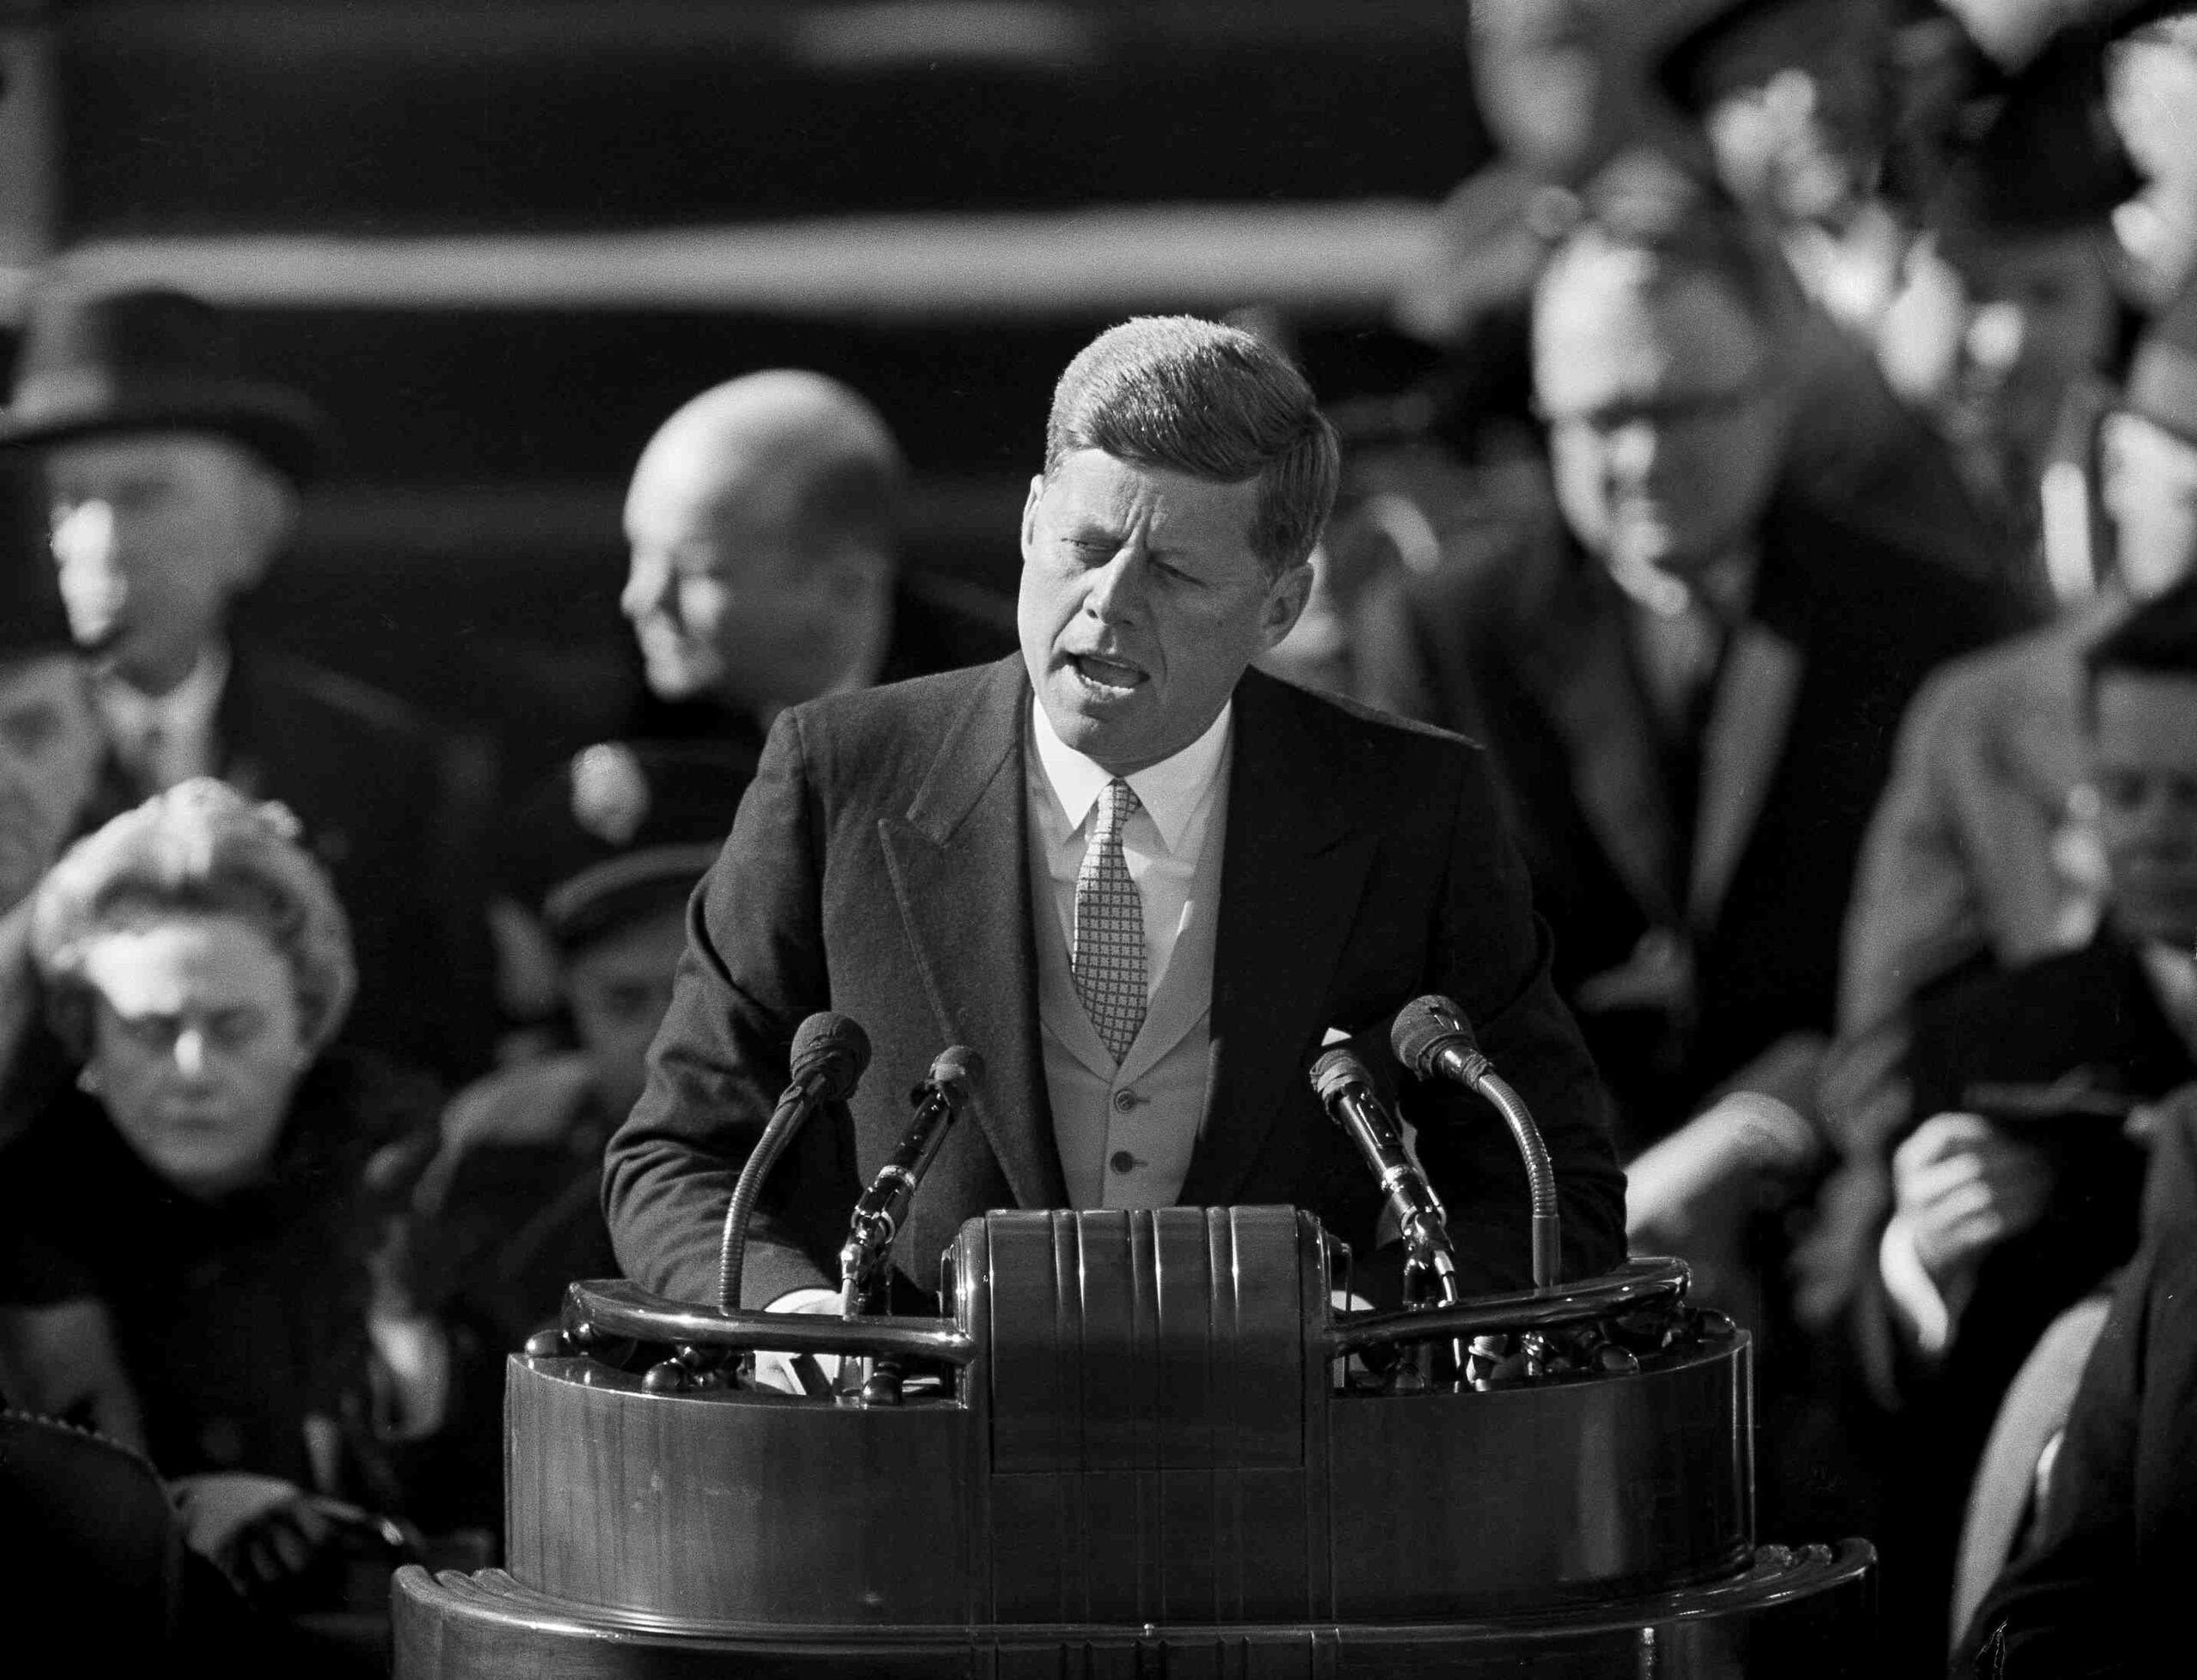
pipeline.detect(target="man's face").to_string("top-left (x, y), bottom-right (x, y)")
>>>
top-left (561, 904), bottom-right (688, 1121)
top-left (1535, 263), bottom-right (1787, 601)
top-left (1938, 231), bottom-right (2118, 471)
top-left (2102, 412), bottom-right (2197, 600)
top-left (1698, 4), bottom-right (1887, 226)
top-left (621, 454), bottom-right (878, 712)
top-left (2094, 671), bottom-right (2197, 947)
top-left (1018, 450), bottom-right (1310, 777)
top-left (0, 652), bottom-right (100, 911)
top-left (45, 432), bottom-right (285, 695)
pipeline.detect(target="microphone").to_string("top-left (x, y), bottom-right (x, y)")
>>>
top-left (1310, 1045), bottom-right (1460, 1307)
top-left (1391, 994), bottom-right (1561, 1290)
top-left (839, 1046), bottom-right (984, 1317)
top-left (789, 1011), bottom-right (871, 1103)
top-left (716, 1012), bottom-right (873, 1312)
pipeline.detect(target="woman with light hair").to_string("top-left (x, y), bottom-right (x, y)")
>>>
top-left (0, 778), bottom-right (438, 1630)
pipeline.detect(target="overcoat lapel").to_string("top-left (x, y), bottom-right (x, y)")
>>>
top-left (1178, 671), bottom-right (1377, 1209)
top-left (211, 649), bottom-right (267, 799)
top-left (1513, 561), bottom-right (1682, 923)
top-left (877, 657), bottom-right (1068, 1211)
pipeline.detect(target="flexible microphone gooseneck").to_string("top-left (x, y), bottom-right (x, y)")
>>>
top-left (715, 1012), bottom-right (872, 1313)
top-left (838, 1046), bottom-right (984, 1318)
top-left (1310, 1045), bottom-right (1461, 1308)
top-left (1391, 994), bottom-right (1561, 1290)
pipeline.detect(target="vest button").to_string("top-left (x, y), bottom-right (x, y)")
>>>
top-left (1110, 1150), bottom-right (1137, 1175)
top-left (1112, 1089), bottom-right (1139, 1112)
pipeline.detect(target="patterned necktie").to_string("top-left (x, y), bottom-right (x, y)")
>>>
top-left (1073, 777), bottom-right (1147, 1063)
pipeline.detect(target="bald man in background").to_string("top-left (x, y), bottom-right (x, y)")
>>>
top-left (621, 370), bottom-right (1017, 758)
top-left (476, 372), bottom-right (1018, 1057)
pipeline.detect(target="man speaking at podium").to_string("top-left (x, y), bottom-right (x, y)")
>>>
top-left (604, 317), bottom-right (1625, 1313)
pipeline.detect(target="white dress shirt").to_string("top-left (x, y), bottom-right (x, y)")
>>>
top-left (1026, 697), bottom-right (1232, 1209)
top-left (94, 645), bottom-right (229, 795)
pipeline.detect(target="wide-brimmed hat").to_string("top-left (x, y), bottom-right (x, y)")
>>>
top-left (0, 286), bottom-right (329, 482)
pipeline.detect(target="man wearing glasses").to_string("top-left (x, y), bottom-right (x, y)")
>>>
top-left (1397, 170), bottom-right (2027, 1158)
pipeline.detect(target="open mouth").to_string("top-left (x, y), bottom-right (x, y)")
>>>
top-left (1068, 652), bottom-right (1145, 694)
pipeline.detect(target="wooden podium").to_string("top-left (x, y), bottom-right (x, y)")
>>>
top-left (393, 1207), bottom-right (1873, 1677)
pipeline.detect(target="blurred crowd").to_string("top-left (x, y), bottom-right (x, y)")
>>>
top-left (3, 1), bottom-right (2197, 1674)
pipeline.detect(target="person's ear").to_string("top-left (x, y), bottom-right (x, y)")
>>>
top-left (1257, 555), bottom-right (1316, 652)
top-left (1019, 474), bottom-right (1046, 561)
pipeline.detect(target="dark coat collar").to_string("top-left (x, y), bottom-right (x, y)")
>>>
top-left (1508, 510), bottom-right (1811, 933)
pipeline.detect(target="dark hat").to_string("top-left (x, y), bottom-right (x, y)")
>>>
top-left (2127, 279), bottom-right (2197, 448)
top-left (0, 286), bottom-right (329, 482)
top-left (1928, 27), bottom-right (2140, 243)
top-left (1657, 0), bottom-right (1892, 111)
top-left (500, 740), bottom-right (753, 948)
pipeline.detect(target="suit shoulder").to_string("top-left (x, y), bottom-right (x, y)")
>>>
top-left (1904, 622), bottom-right (2074, 727)
top-left (796, 658), bottom-right (1002, 740)
top-left (1773, 498), bottom-right (2028, 635)
top-left (1241, 668), bottom-right (1482, 771)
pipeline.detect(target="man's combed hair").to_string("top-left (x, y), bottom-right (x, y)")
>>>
top-left (1044, 316), bottom-right (1341, 574)
top-left (31, 777), bottom-right (357, 1055)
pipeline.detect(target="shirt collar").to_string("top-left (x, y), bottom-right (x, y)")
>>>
top-left (95, 644), bottom-right (230, 746)
top-left (1030, 697), bottom-right (1232, 854)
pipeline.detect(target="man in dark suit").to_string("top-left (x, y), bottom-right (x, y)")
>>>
top-left (1401, 176), bottom-right (2027, 1153)
top-left (0, 284), bottom-right (490, 1079)
top-left (1807, 579), bottom-right (2197, 1664)
top-left (620, 369), bottom-right (1015, 762)
top-left (606, 317), bottom-right (1625, 1313)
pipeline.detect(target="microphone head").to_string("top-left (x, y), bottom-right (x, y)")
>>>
top-left (1391, 994), bottom-right (1476, 1079)
top-left (790, 1011), bottom-right (871, 1101)
top-left (928, 1045), bottom-right (984, 1097)
top-left (1310, 1045), bottom-right (1373, 1106)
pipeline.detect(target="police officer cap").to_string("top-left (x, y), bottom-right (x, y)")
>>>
top-left (502, 740), bottom-right (753, 948)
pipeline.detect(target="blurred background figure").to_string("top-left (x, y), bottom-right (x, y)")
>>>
top-left (2106, 7), bottom-right (2197, 309)
top-left (1397, 175), bottom-right (2021, 1158)
top-left (1843, 278), bottom-right (2197, 1034)
top-left (0, 554), bottom-right (101, 1130)
top-left (378, 740), bottom-right (748, 1535)
top-left (0, 284), bottom-right (494, 1080)
top-left (1802, 578), bottom-right (2197, 1665)
top-left (0, 779), bottom-right (439, 1670)
top-left (1665, 0), bottom-right (1906, 339)
top-left (621, 370), bottom-right (1014, 754)
top-left (483, 371), bottom-right (1014, 1030)
top-left (1878, 30), bottom-right (2132, 608)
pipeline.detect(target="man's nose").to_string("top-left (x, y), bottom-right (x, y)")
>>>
top-left (1082, 547), bottom-right (1149, 621)
top-left (1604, 418), bottom-right (1663, 482)
top-left (621, 553), bottom-right (670, 621)
top-left (172, 1028), bottom-right (211, 1079)
top-left (51, 501), bottom-right (122, 576)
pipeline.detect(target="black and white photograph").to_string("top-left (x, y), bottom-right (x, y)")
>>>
top-left (2, 3), bottom-right (2194, 1675)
